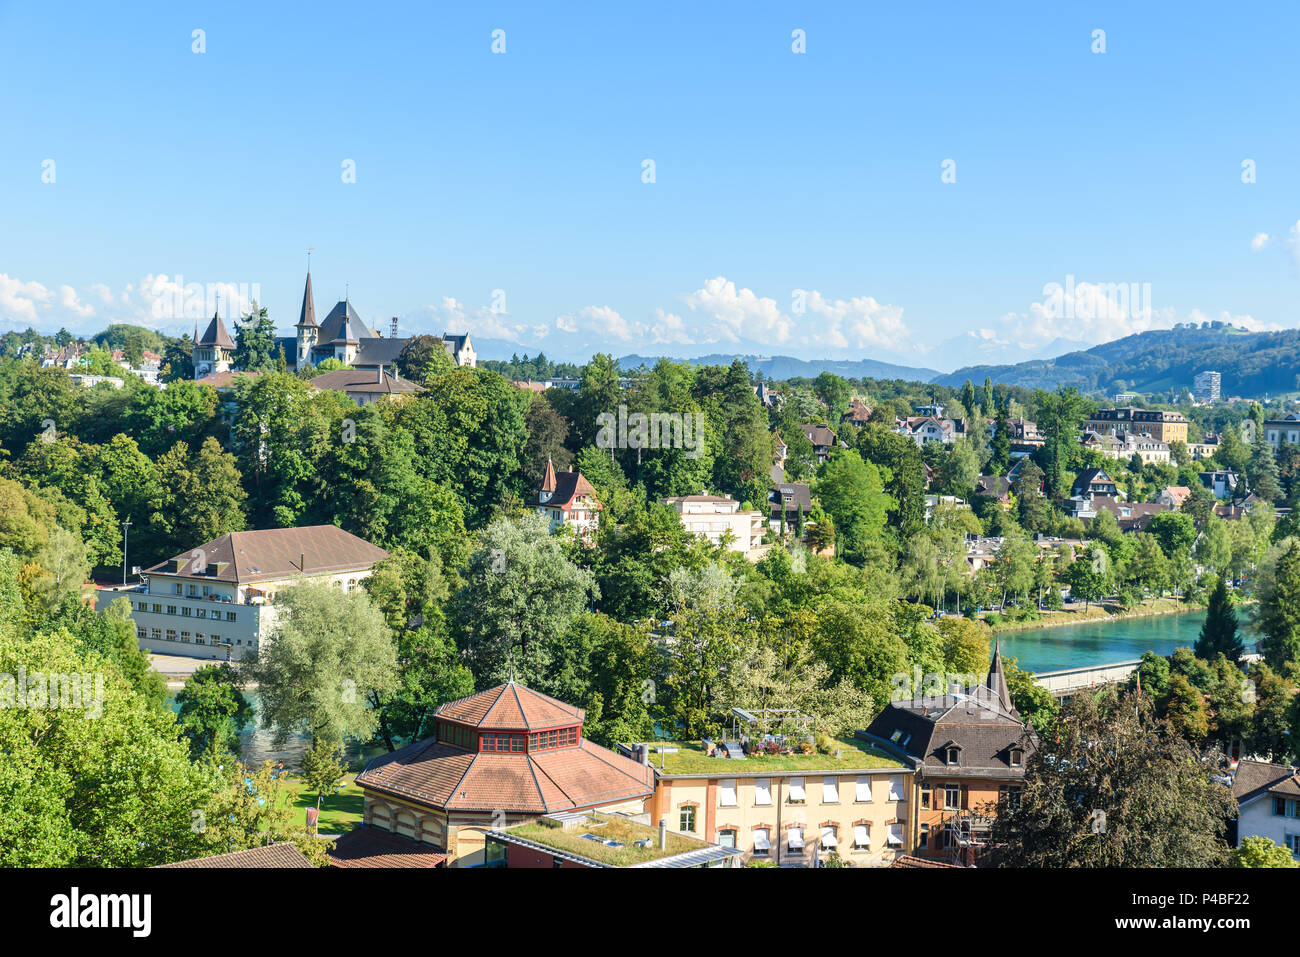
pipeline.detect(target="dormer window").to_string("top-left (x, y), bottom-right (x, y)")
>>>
top-left (1009, 747), bottom-right (1024, 767)
top-left (943, 745), bottom-right (961, 766)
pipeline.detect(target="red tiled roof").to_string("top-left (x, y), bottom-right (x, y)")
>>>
top-left (157, 842), bottom-right (314, 868)
top-left (356, 732), bottom-right (654, 814)
top-left (437, 682), bottom-right (585, 730)
top-left (328, 827), bottom-right (447, 868)
top-left (888, 854), bottom-right (964, 869)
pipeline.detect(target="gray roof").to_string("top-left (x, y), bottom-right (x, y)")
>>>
top-left (1232, 759), bottom-right (1300, 807)
top-left (196, 312), bottom-right (235, 349)
top-left (296, 272), bottom-right (317, 327)
top-left (318, 300), bottom-right (376, 345)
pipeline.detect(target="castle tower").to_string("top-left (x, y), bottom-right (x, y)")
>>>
top-left (193, 310), bottom-right (235, 378)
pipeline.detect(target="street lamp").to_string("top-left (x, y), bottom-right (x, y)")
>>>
top-left (122, 517), bottom-right (132, 586)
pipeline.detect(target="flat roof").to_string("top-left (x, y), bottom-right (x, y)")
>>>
top-left (492, 812), bottom-right (741, 868)
top-left (633, 738), bottom-right (904, 777)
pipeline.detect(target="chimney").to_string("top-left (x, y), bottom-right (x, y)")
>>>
top-left (377, 364), bottom-right (384, 384)
top-left (299, 553), bottom-right (306, 575)
top-left (658, 818), bottom-right (667, 850)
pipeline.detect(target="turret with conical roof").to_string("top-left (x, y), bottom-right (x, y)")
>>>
top-left (193, 310), bottom-right (234, 378)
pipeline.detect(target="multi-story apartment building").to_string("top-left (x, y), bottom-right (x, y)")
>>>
top-left (661, 493), bottom-right (765, 557)
top-left (1232, 759), bottom-right (1300, 861)
top-left (1193, 370), bottom-right (1221, 404)
top-left (95, 525), bottom-right (389, 661)
top-left (1082, 407), bottom-right (1189, 445)
top-left (623, 736), bottom-right (910, 867)
top-left (860, 647), bottom-right (1032, 865)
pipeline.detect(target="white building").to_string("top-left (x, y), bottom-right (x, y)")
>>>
top-left (1232, 759), bottom-right (1300, 861)
top-left (1193, 370), bottom-right (1221, 404)
top-left (1264, 414), bottom-right (1300, 452)
top-left (95, 525), bottom-right (390, 661)
top-left (661, 493), bottom-right (765, 558)
top-left (532, 459), bottom-right (602, 540)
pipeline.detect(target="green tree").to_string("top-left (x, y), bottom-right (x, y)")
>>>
top-left (451, 513), bottom-right (596, 685)
top-left (989, 687), bottom-right (1234, 867)
top-left (1232, 835), bottom-right (1300, 868)
top-left (815, 449), bottom-right (894, 564)
top-left (233, 303), bottom-right (278, 372)
top-left (395, 334), bottom-right (453, 385)
top-left (245, 582), bottom-right (398, 748)
top-left (174, 663), bottom-right (253, 759)
top-left (1196, 578), bottom-right (1243, 661)
top-left (1255, 538), bottom-right (1300, 669)
top-left (1034, 387), bottom-right (1090, 498)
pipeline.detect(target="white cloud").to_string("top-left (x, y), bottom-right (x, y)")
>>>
top-left (683, 277), bottom-right (794, 345)
top-left (1251, 232), bottom-right (1271, 251)
top-left (554, 305), bottom-right (642, 341)
top-left (0, 274), bottom-right (55, 323)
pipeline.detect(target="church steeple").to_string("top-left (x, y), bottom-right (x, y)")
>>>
top-left (296, 270), bottom-right (318, 328)
top-left (541, 456), bottom-right (557, 493)
top-left (295, 270), bottom-right (319, 369)
top-left (986, 642), bottom-right (1014, 715)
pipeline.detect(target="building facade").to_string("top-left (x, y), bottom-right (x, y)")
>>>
top-left (661, 493), bottom-right (765, 556)
top-left (1082, 407), bottom-right (1189, 445)
top-left (633, 752), bottom-right (911, 867)
top-left (860, 647), bottom-right (1032, 864)
top-left (1193, 370), bottom-right (1221, 404)
top-left (532, 459), bottom-right (602, 539)
top-left (1232, 759), bottom-right (1300, 860)
top-left (95, 525), bottom-right (389, 661)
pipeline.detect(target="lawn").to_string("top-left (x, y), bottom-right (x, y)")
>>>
top-left (290, 772), bottom-right (365, 835)
top-left (650, 737), bottom-right (901, 775)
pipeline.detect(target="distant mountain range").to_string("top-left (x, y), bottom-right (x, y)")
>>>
top-left (934, 324), bottom-right (1300, 397)
top-left (614, 353), bottom-right (941, 382)
top-left (475, 324), bottom-right (1300, 399)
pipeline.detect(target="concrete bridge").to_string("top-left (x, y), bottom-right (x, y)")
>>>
top-left (1034, 654), bottom-right (1262, 696)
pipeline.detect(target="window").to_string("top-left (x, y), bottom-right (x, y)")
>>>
top-left (1004, 786), bottom-right (1022, 811)
top-left (1009, 747), bottom-right (1024, 767)
top-left (152, 604), bottom-right (161, 613)
top-left (173, 584), bottom-right (181, 595)
top-left (853, 824), bottom-right (870, 850)
top-left (945, 747), bottom-right (960, 765)
top-left (226, 611), bottom-right (236, 622)
top-left (165, 630), bottom-right (177, 641)
top-left (856, 775), bottom-right (872, 802)
top-left (182, 606), bottom-right (192, 616)
top-left (151, 629), bottom-right (161, 640)
top-left (1287, 834), bottom-right (1300, 856)
top-left (788, 777), bottom-right (805, 803)
top-left (196, 608), bottom-right (206, 619)
top-left (136, 602), bottom-right (147, 612)
top-left (822, 777), bottom-right (839, 803)
top-left (944, 784), bottom-right (961, 810)
top-left (820, 825), bottom-right (837, 849)
top-left (752, 828), bottom-right (771, 855)
top-left (754, 778), bottom-right (772, 806)
top-left (680, 806), bottom-right (697, 833)
top-left (1274, 798), bottom-right (1300, 818)
top-left (920, 783), bottom-right (932, 809)
top-left (888, 775), bottom-right (905, 801)
top-left (180, 632), bottom-right (190, 643)
top-left (719, 779), bottom-right (737, 807)
top-left (919, 823), bottom-right (930, 849)
top-left (941, 825), bottom-right (957, 849)
top-left (887, 824), bottom-right (903, 847)
top-left (718, 829), bottom-right (736, 849)
top-left (193, 635), bottom-right (205, 645)
top-left (787, 826), bottom-right (805, 850)
top-left (166, 606), bottom-right (176, 616)
top-left (136, 627), bottom-right (147, 640)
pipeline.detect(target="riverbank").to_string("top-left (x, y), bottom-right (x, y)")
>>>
top-left (984, 597), bottom-right (1206, 634)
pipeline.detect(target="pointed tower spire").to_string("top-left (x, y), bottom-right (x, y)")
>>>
top-left (541, 456), bottom-right (557, 494)
top-left (296, 270), bottom-right (317, 328)
top-left (986, 641), bottom-right (1013, 714)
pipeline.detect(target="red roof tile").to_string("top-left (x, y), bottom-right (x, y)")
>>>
top-left (328, 828), bottom-right (447, 868)
top-left (437, 682), bottom-right (584, 730)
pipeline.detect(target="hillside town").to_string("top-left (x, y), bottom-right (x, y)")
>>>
top-left (3, 276), bottom-right (1300, 876)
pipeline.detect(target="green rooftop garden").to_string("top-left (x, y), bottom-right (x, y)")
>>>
top-left (507, 813), bottom-right (700, 866)
top-left (647, 737), bottom-right (902, 775)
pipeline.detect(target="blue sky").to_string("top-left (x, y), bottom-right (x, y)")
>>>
top-left (2, 1), bottom-right (1298, 371)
